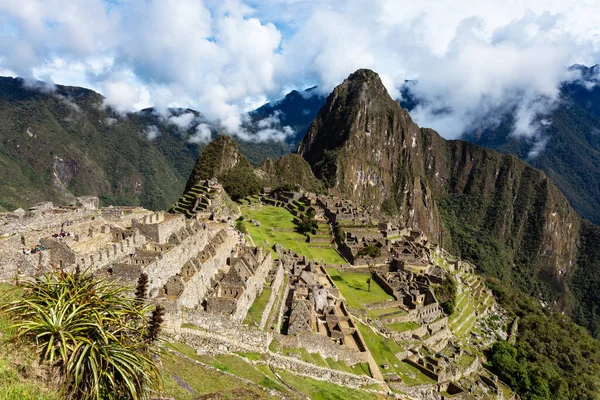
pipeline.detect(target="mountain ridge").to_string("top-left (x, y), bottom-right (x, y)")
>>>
top-left (298, 68), bottom-right (582, 311)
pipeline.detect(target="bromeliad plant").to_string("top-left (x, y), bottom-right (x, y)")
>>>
top-left (6, 268), bottom-right (163, 400)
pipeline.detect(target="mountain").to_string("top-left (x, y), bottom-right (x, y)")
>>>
top-left (250, 86), bottom-right (325, 147)
top-left (256, 153), bottom-right (323, 192)
top-left (257, 70), bottom-right (600, 227)
top-left (0, 77), bottom-right (287, 212)
top-left (460, 64), bottom-right (600, 225)
top-left (298, 69), bottom-right (600, 329)
top-left (181, 134), bottom-right (321, 201)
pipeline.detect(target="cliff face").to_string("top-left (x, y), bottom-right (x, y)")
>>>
top-left (298, 69), bottom-right (580, 298)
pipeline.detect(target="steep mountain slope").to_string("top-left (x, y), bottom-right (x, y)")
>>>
top-left (250, 87), bottom-right (325, 147)
top-left (256, 153), bottom-right (323, 192)
top-left (257, 71), bottom-right (600, 227)
top-left (181, 135), bottom-right (322, 202)
top-left (298, 69), bottom-right (581, 305)
top-left (0, 77), bottom-right (198, 211)
top-left (0, 77), bottom-right (287, 211)
top-left (461, 68), bottom-right (600, 225)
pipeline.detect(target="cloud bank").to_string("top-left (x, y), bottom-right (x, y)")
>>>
top-left (2, 0), bottom-right (600, 148)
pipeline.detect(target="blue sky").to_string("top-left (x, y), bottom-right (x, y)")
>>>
top-left (1, 0), bottom-right (600, 143)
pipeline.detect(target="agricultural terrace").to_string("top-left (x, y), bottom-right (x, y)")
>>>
top-left (239, 203), bottom-right (347, 264)
top-left (326, 268), bottom-right (394, 315)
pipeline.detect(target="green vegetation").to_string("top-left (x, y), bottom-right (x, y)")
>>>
top-left (184, 135), bottom-right (263, 200)
top-left (357, 245), bottom-right (381, 259)
top-left (326, 269), bottom-right (393, 311)
top-left (241, 205), bottom-right (346, 264)
top-left (0, 284), bottom-right (61, 399)
top-left (235, 219), bottom-right (248, 234)
top-left (274, 369), bottom-right (383, 400)
top-left (355, 321), bottom-right (435, 386)
top-left (570, 220), bottom-right (600, 339)
top-left (243, 286), bottom-right (272, 327)
top-left (296, 210), bottom-right (318, 235)
top-left (258, 154), bottom-right (324, 193)
top-left (386, 322), bottom-right (420, 333)
top-left (434, 275), bottom-right (457, 315)
top-left (3, 270), bottom-right (162, 400)
top-left (220, 164), bottom-right (263, 200)
top-left (487, 279), bottom-right (600, 400)
top-left (163, 343), bottom-right (381, 399)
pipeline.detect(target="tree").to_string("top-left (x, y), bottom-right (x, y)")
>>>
top-left (235, 220), bottom-right (248, 234)
top-left (6, 269), bottom-right (162, 400)
top-left (296, 213), bottom-right (318, 235)
top-left (357, 245), bottom-right (381, 258)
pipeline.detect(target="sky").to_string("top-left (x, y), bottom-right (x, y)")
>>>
top-left (1, 0), bottom-right (600, 148)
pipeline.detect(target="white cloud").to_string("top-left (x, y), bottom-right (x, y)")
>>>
top-left (2, 0), bottom-right (600, 149)
top-left (144, 125), bottom-right (160, 141)
top-left (189, 123), bottom-right (212, 144)
top-left (167, 112), bottom-right (197, 131)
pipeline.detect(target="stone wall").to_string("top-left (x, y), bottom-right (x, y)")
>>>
top-left (145, 228), bottom-right (211, 297)
top-left (267, 353), bottom-right (378, 389)
top-left (78, 230), bottom-right (146, 270)
top-left (275, 332), bottom-right (369, 366)
top-left (231, 251), bottom-right (273, 323)
top-left (423, 327), bottom-right (453, 352)
top-left (392, 326), bottom-right (428, 341)
top-left (373, 271), bottom-right (399, 300)
top-left (176, 325), bottom-right (378, 390)
top-left (132, 213), bottom-right (186, 244)
top-left (259, 262), bottom-right (285, 330)
top-left (179, 324), bottom-right (272, 353)
top-left (174, 230), bottom-right (235, 308)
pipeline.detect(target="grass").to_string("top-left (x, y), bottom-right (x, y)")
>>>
top-left (386, 322), bottom-right (421, 333)
top-left (275, 369), bottom-right (384, 400)
top-left (244, 286), bottom-right (272, 327)
top-left (161, 355), bottom-right (275, 399)
top-left (356, 321), bottom-right (436, 387)
top-left (371, 307), bottom-right (405, 317)
top-left (326, 269), bottom-right (394, 311)
top-left (0, 284), bottom-right (61, 400)
top-left (241, 205), bottom-right (347, 264)
top-left (164, 343), bottom-right (290, 398)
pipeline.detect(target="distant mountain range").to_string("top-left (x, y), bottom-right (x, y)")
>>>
top-left (0, 76), bottom-right (289, 212)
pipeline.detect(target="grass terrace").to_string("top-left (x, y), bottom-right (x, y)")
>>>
top-left (167, 343), bottom-right (382, 399)
top-left (274, 369), bottom-right (384, 400)
top-left (240, 204), bottom-right (346, 264)
top-left (276, 345), bottom-right (371, 377)
top-left (386, 321), bottom-right (421, 333)
top-left (326, 268), bottom-right (394, 312)
top-left (355, 322), bottom-right (437, 387)
top-left (243, 284), bottom-right (272, 327)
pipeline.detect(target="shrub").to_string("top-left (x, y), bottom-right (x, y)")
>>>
top-left (357, 245), bottom-right (381, 258)
top-left (6, 269), bottom-right (162, 400)
top-left (235, 220), bottom-right (248, 234)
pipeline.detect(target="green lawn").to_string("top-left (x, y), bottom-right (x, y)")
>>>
top-left (326, 269), bottom-right (394, 311)
top-left (241, 205), bottom-right (346, 264)
top-left (356, 322), bottom-right (436, 387)
top-left (275, 369), bottom-right (383, 400)
top-left (243, 286), bottom-right (272, 327)
top-left (386, 322), bottom-right (421, 333)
